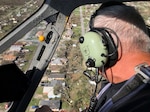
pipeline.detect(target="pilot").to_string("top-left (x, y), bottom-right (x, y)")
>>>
top-left (79, 1), bottom-right (150, 112)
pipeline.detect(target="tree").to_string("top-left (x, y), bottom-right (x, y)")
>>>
top-left (53, 84), bottom-right (63, 95)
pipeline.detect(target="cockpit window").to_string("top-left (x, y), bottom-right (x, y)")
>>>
top-left (0, 0), bottom-right (44, 39)
top-left (126, 2), bottom-right (150, 26)
top-left (0, 1), bottom-right (149, 112)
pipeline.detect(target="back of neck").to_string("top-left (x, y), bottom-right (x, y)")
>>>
top-left (106, 52), bottom-right (150, 83)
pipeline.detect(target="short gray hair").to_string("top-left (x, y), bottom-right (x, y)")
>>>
top-left (93, 4), bottom-right (150, 53)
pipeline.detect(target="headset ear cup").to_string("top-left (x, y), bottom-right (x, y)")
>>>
top-left (89, 1), bottom-right (124, 29)
top-left (99, 29), bottom-right (118, 69)
top-left (79, 31), bottom-right (108, 68)
top-left (79, 29), bottom-right (118, 69)
top-left (89, 14), bottom-right (95, 29)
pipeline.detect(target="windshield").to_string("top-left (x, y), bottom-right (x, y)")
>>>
top-left (0, 0), bottom-right (44, 40)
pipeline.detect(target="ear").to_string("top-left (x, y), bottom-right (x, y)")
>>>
top-left (79, 28), bottom-right (118, 69)
top-left (79, 31), bottom-right (108, 68)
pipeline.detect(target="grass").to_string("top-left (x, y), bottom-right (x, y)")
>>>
top-left (22, 45), bottom-right (38, 71)
top-left (61, 73), bottom-right (94, 110)
top-left (26, 86), bottom-right (43, 112)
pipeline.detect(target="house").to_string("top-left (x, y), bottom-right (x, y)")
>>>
top-left (43, 86), bottom-right (53, 94)
top-left (42, 80), bottom-right (64, 99)
top-left (9, 43), bottom-right (24, 52)
top-left (50, 58), bottom-right (67, 66)
top-left (48, 72), bottom-right (66, 81)
top-left (48, 57), bottom-right (68, 72)
top-left (3, 52), bottom-right (17, 61)
top-left (39, 99), bottom-right (61, 112)
top-left (48, 65), bottom-right (62, 73)
top-left (49, 80), bottom-right (65, 87)
top-left (48, 90), bottom-right (61, 99)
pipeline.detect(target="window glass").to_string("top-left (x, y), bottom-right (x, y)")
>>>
top-left (0, 0), bottom-right (44, 39)
top-left (0, 0), bottom-right (44, 111)
top-left (126, 2), bottom-right (150, 26)
top-left (27, 2), bottom-right (150, 112)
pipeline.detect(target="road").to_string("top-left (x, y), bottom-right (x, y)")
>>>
top-left (80, 6), bottom-right (85, 36)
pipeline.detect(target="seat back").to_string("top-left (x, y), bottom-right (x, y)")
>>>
top-left (98, 63), bottom-right (150, 112)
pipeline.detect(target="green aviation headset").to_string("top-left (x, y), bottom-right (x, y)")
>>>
top-left (79, 2), bottom-right (124, 70)
top-left (79, 28), bottom-right (118, 70)
top-left (79, 30), bottom-right (108, 68)
top-left (79, 1), bottom-right (150, 70)
top-left (79, 29), bottom-right (118, 68)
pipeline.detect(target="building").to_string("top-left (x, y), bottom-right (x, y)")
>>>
top-left (50, 58), bottom-right (67, 66)
top-left (9, 43), bottom-right (24, 52)
top-left (42, 80), bottom-right (64, 99)
top-left (3, 52), bottom-right (17, 61)
top-left (39, 99), bottom-right (61, 112)
top-left (48, 73), bottom-right (66, 81)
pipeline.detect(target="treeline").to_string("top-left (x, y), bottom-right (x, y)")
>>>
top-left (0, 0), bottom-right (30, 5)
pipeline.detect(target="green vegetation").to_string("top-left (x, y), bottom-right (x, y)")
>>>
top-left (22, 45), bottom-right (38, 71)
top-left (61, 73), bottom-right (95, 111)
top-left (26, 86), bottom-right (44, 112)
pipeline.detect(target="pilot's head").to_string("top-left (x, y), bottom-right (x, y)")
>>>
top-left (79, 1), bottom-right (150, 83)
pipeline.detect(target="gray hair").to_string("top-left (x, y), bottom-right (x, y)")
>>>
top-left (93, 4), bottom-right (150, 53)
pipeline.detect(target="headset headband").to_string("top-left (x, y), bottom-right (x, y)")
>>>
top-left (89, 1), bottom-right (124, 29)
